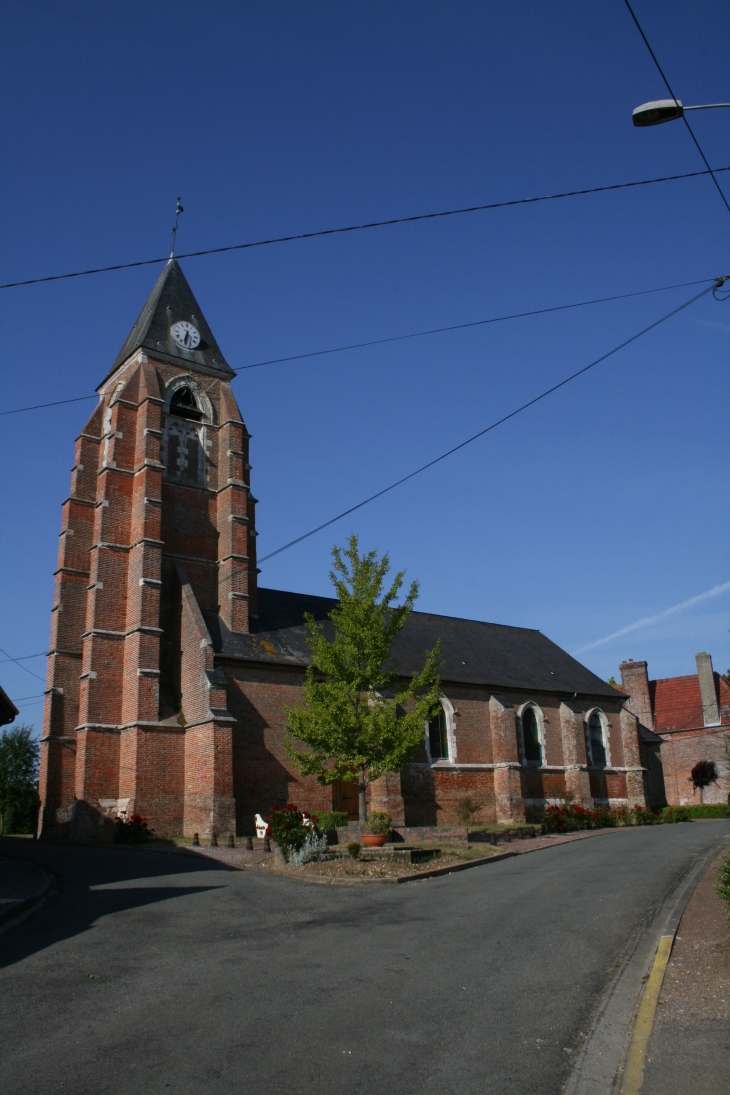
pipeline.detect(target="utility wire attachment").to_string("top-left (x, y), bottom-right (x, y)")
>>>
top-left (713, 275), bottom-right (730, 301)
top-left (170, 198), bottom-right (184, 257)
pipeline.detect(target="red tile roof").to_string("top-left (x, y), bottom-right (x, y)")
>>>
top-left (650, 672), bottom-right (730, 732)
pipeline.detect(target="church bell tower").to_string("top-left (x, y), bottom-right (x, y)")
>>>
top-left (38, 260), bottom-right (256, 838)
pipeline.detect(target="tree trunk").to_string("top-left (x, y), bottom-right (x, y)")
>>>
top-left (699, 785), bottom-right (704, 805)
top-left (358, 767), bottom-right (367, 823)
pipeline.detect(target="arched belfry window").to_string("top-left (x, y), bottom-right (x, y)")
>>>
top-left (162, 381), bottom-right (209, 487)
top-left (587, 710), bottom-right (608, 767)
top-left (520, 706), bottom-right (543, 765)
top-left (169, 386), bottom-right (204, 421)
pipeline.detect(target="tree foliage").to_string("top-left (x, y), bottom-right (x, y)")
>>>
top-left (0, 724), bottom-right (40, 835)
top-left (285, 536), bottom-right (442, 821)
top-left (689, 759), bottom-right (718, 790)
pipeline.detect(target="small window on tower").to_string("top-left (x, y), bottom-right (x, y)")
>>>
top-left (169, 387), bottom-right (203, 421)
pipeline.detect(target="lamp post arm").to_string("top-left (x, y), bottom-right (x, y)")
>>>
top-left (683, 103), bottom-right (730, 112)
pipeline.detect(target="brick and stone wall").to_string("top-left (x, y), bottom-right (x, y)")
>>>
top-left (38, 346), bottom-right (256, 840)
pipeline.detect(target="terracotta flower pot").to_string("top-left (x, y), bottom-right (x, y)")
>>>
top-left (362, 833), bottom-right (388, 847)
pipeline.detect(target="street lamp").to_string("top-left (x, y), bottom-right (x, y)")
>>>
top-left (633, 98), bottom-right (730, 127)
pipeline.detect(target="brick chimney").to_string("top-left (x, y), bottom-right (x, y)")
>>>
top-left (695, 652), bottom-right (720, 726)
top-left (619, 659), bottom-right (654, 731)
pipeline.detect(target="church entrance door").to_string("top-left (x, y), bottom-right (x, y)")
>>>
top-left (332, 779), bottom-right (359, 821)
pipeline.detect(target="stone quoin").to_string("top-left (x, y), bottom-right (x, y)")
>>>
top-left (38, 261), bottom-right (647, 840)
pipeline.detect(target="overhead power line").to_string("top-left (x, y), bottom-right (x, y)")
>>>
top-left (623, 0), bottom-right (730, 217)
top-left (0, 276), bottom-right (719, 418)
top-left (1, 167), bottom-right (727, 290)
top-left (233, 277), bottom-right (716, 372)
top-left (0, 645), bottom-right (45, 682)
top-left (257, 278), bottom-right (726, 564)
top-left (0, 652), bottom-right (47, 664)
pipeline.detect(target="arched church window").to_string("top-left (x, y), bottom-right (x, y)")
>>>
top-left (521, 707), bottom-right (543, 764)
top-left (428, 705), bottom-right (450, 761)
top-left (169, 386), bottom-right (204, 421)
top-left (587, 711), bottom-right (608, 767)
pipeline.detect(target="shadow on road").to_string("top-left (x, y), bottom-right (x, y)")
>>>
top-left (0, 836), bottom-right (236, 970)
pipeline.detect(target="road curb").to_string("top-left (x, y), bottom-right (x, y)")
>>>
top-left (618, 934), bottom-right (673, 1095)
top-left (0, 856), bottom-right (54, 932)
top-left (564, 832), bottom-right (730, 1095)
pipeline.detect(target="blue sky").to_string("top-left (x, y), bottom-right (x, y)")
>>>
top-left (1, 0), bottom-right (728, 730)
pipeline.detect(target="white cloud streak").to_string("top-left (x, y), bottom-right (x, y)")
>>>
top-left (572, 581), bottom-right (730, 655)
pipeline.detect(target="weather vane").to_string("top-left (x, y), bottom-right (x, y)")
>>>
top-left (170, 198), bottom-right (184, 257)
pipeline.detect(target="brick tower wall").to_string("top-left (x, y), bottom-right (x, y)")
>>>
top-left (38, 349), bottom-right (254, 839)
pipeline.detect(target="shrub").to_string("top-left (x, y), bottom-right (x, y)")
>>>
top-left (689, 760), bottom-right (718, 793)
top-left (288, 829), bottom-right (329, 867)
top-left (717, 852), bottom-right (730, 913)
top-left (114, 814), bottom-right (153, 844)
top-left (2, 785), bottom-right (39, 834)
top-left (268, 804), bottom-right (318, 855)
top-left (542, 804), bottom-right (593, 833)
top-left (365, 811), bottom-right (392, 835)
top-left (662, 805), bottom-right (692, 823)
top-left (591, 806), bottom-right (621, 828)
top-left (682, 803), bottom-right (728, 819)
top-left (315, 811), bottom-right (349, 831)
top-left (347, 842), bottom-right (362, 859)
top-left (627, 805), bottom-right (661, 826)
top-left (455, 797), bottom-right (481, 827)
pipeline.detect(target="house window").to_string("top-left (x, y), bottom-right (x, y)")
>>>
top-left (587, 711), bottom-right (608, 767)
top-left (428, 707), bottom-right (450, 760)
top-left (521, 707), bottom-right (542, 764)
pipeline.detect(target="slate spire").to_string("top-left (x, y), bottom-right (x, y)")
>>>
top-left (106, 259), bottom-right (235, 381)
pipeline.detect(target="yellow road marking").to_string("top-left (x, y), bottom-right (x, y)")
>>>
top-left (620, 934), bottom-right (674, 1094)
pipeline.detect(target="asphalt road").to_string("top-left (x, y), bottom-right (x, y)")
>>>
top-left (1, 823), bottom-right (727, 1095)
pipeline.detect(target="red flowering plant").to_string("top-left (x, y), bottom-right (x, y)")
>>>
top-left (114, 813), bottom-right (154, 844)
top-left (267, 804), bottom-right (319, 855)
top-left (542, 802), bottom-right (660, 833)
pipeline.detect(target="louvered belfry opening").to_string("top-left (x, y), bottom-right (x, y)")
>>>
top-left (170, 386), bottom-right (204, 421)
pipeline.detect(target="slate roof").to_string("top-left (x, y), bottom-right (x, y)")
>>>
top-left (204, 587), bottom-right (624, 700)
top-left (105, 259), bottom-right (235, 382)
top-left (649, 673), bottom-right (730, 732)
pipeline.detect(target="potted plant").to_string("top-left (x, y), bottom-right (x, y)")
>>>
top-left (362, 811), bottom-right (392, 847)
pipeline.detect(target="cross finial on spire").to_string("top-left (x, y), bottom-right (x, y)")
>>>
top-left (170, 198), bottom-right (184, 258)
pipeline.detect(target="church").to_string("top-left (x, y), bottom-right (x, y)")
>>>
top-left (38, 261), bottom-right (647, 840)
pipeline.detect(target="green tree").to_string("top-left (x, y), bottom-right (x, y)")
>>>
top-left (286, 535), bottom-right (442, 822)
top-left (0, 724), bottom-right (40, 835)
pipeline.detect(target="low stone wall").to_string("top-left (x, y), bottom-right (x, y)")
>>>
top-left (335, 824), bottom-right (470, 845)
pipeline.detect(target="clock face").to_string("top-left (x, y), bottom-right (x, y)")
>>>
top-left (171, 320), bottom-right (201, 350)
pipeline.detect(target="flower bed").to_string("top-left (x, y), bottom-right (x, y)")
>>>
top-left (542, 803), bottom-right (662, 833)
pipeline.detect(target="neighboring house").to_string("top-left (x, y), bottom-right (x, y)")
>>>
top-left (0, 685), bottom-right (19, 727)
top-left (37, 260), bottom-right (647, 840)
top-left (619, 654), bottom-right (730, 806)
